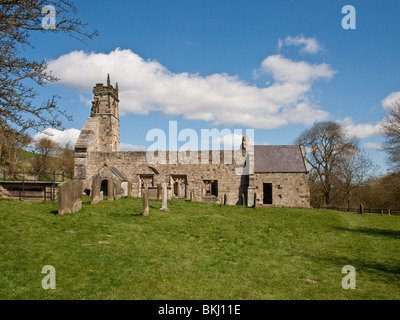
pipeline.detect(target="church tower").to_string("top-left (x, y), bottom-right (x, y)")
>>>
top-left (91, 74), bottom-right (120, 152)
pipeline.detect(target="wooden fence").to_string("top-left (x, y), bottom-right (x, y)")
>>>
top-left (1, 170), bottom-right (68, 201)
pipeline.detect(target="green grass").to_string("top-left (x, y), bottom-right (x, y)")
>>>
top-left (0, 197), bottom-right (399, 300)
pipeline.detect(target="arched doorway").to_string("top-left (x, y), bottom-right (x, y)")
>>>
top-left (101, 179), bottom-right (108, 197)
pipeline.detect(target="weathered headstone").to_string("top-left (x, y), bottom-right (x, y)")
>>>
top-left (100, 191), bottom-right (104, 201)
top-left (115, 180), bottom-right (122, 200)
top-left (127, 181), bottom-right (132, 197)
top-left (253, 192), bottom-right (257, 208)
top-left (359, 204), bottom-right (363, 214)
top-left (241, 193), bottom-right (246, 206)
top-left (157, 183), bottom-right (162, 200)
top-left (58, 182), bottom-right (72, 215)
top-left (160, 182), bottom-right (169, 212)
top-left (190, 191), bottom-right (194, 202)
top-left (142, 188), bottom-right (149, 216)
top-left (90, 173), bottom-right (101, 205)
top-left (72, 181), bottom-right (83, 213)
top-left (388, 209), bottom-right (391, 216)
top-left (107, 178), bottom-right (114, 201)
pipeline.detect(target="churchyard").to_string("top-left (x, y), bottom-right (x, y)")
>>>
top-left (0, 195), bottom-right (399, 300)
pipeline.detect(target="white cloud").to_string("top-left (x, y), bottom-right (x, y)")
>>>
top-left (120, 143), bottom-right (146, 151)
top-left (279, 35), bottom-right (322, 54)
top-left (261, 54), bottom-right (336, 84)
top-left (47, 48), bottom-right (333, 129)
top-left (33, 128), bottom-right (81, 147)
top-left (381, 91), bottom-right (400, 110)
top-left (340, 117), bottom-right (382, 139)
top-left (201, 132), bottom-right (252, 150)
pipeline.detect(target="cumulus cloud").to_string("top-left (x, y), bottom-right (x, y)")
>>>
top-left (47, 48), bottom-right (333, 129)
top-left (340, 117), bottom-right (383, 139)
top-left (278, 35), bottom-right (322, 54)
top-left (261, 54), bottom-right (336, 84)
top-left (33, 128), bottom-right (81, 147)
top-left (381, 91), bottom-right (400, 110)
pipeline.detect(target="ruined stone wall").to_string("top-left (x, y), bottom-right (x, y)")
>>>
top-left (254, 172), bottom-right (310, 208)
top-left (85, 150), bottom-right (248, 206)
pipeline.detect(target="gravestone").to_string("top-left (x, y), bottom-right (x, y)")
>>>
top-left (128, 181), bottom-right (132, 197)
top-left (115, 180), bottom-right (122, 200)
top-left (253, 192), bottom-right (257, 208)
top-left (190, 191), bottom-right (194, 202)
top-left (72, 181), bottom-right (83, 213)
top-left (100, 191), bottom-right (104, 201)
top-left (90, 173), bottom-right (101, 205)
top-left (107, 178), bottom-right (114, 201)
top-left (142, 188), bottom-right (149, 216)
top-left (241, 193), bottom-right (246, 206)
top-left (58, 182), bottom-right (72, 215)
top-left (160, 182), bottom-right (169, 212)
top-left (157, 183), bottom-right (162, 200)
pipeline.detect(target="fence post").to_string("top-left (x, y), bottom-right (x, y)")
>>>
top-left (52, 171), bottom-right (56, 201)
top-left (22, 172), bottom-right (25, 200)
top-left (62, 171), bottom-right (65, 182)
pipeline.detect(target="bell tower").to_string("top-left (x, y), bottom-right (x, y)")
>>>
top-left (91, 74), bottom-right (120, 152)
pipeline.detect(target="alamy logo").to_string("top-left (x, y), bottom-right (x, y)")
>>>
top-left (342, 5), bottom-right (356, 30)
top-left (41, 265), bottom-right (56, 289)
top-left (41, 5), bottom-right (56, 30)
top-left (145, 121), bottom-right (254, 175)
top-left (341, 265), bottom-right (356, 289)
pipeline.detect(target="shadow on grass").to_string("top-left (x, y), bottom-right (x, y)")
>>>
top-left (334, 227), bottom-right (400, 239)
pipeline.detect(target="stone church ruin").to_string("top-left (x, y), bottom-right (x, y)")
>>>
top-left (74, 75), bottom-right (310, 208)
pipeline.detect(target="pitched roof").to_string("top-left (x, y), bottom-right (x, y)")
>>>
top-left (109, 166), bottom-right (128, 181)
top-left (254, 145), bottom-right (308, 173)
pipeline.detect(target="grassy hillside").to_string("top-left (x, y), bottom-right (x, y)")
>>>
top-left (0, 197), bottom-right (399, 300)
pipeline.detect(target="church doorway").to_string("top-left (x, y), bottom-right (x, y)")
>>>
top-left (263, 183), bottom-right (273, 205)
top-left (101, 179), bottom-right (108, 197)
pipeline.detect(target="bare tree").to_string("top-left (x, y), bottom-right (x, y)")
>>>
top-left (333, 149), bottom-right (375, 210)
top-left (381, 100), bottom-right (400, 171)
top-left (0, 0), bottom-right (98, 134)
top-left (296, 121), bottom-right (358, 206)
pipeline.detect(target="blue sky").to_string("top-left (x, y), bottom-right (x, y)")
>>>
top-left (27, 0), bottom-right (400, 173)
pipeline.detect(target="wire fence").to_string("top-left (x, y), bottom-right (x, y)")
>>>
top-left (320, 206), bottom-right (400, 215)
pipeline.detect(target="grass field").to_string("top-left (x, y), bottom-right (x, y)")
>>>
top-left (0, 197), bottom-right (399, 300)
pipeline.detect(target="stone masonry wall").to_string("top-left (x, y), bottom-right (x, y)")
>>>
top-left (254, 172), bottom-right (310, 208)
top-left (85, 150), bottom-right (248, 206)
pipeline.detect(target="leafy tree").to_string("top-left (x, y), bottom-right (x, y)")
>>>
top-left (0, 127), bottom-right (31, 176)
top-left (381, 101), bottom-right (400, 171)
top-left (296, 121), bottom-right (358, 206)
top-left (0, 0), bottom-right (98, 133)
top-left (31, 137), bottom-right (57, 178)
top-left (57, 142), bottom-right (74, 178)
